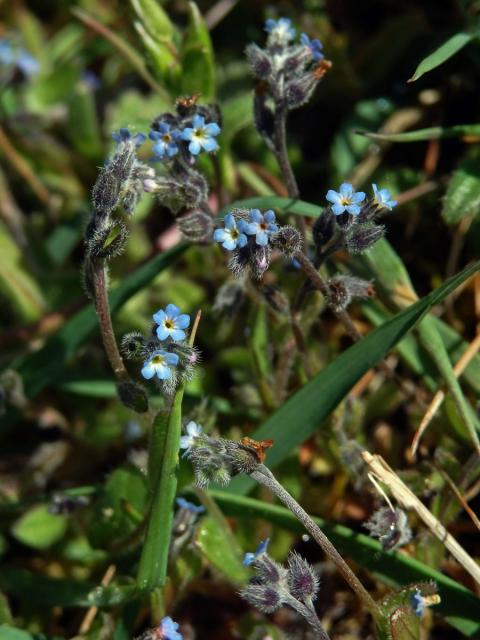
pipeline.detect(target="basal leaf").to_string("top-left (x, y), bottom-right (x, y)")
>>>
top-left (442, 154), bottom-right (480, 224)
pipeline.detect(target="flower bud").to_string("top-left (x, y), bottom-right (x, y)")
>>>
top-left (213, 281), bottom-right (245, 317)
top-left (285, 72), bottom-right (320, 110)
top-left (326, 275), bottom-right (374, 312)
top-left (92, 144), bottom-right (137, 216)
top-left (241, 584), bottom-right (284, 614)
top-left (254, 554), bottom-right (288, 585)
top-left (270, 226), bottom-right (303, 257)
top-left (364, 507), bottom-right (412, 551)
top-left (117, 380), bottom-right (149, 413)
top-left (287, 552), bottom-right (319, 604)
top-left (344, 223), bottom-right (385, 254)
top-left (250, 244), bottom-right (272, 279)
top-left (120, 332), bottom-right (146, 360)
top-left (313, 209), bottom-right (336, 248)
top-left (177, 209), bottom-right (215, 243)
top-left (86, 220), bottom-right (129, 260)
top-left (245, 43), bottom-right (273, 79)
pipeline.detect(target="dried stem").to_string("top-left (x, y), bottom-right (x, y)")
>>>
top-left (250, 464), bottom-right (381, 618)
top-left (90, 258), bottom-right (128, 381)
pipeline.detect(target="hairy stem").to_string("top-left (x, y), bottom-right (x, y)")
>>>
top-left (90, 258), bottom-right (128, 381)
top-left (284, 593), bottom-right (331, 640)
top-left (250, 464), bottom-right (381, 618)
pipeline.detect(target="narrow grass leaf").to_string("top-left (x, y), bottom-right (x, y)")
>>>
top-left (408, 32), bottom-right (473, 82)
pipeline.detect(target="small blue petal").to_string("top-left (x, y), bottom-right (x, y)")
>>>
top-left (346, 204), bottom-right (361, 216)
top-left (256, 231), bottom-right (269, 246)
top-left (156, 325), bottom-right (170, 340)
top-left (166, 303), bottom-right (180, 317)
top-left (188, 139), bottom-right (201, 155)
top-left (264, 210), bottom-right (276, 224)
top-left (175, 314), bottom-right (191, 329)
top-left (331, 203), bottom-right (346, 216)
top-left (170, 328), bottom-right (186, 342)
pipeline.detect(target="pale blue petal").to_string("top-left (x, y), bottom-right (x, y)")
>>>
top-left (164, 352), bottom-right (180, 365)
top-left (243, 222), bottom-right (258, 235)
top-left (166, 303), bottom-right (180, 317)
top-left (188, 139), bottom-right (201, 155)
top-left (214, 228), bottom-right (227, 242)
top-left (238, 234), bottom-right (248, 248)
top-left (179, 435), bottom-right (191, 449)
top-left (243, 552), bottom-right (255, 566)
top-left (264, 210), bottom-right (276, 223)
top-left (192, 114), bottom-right (204, 129)
top-left (331, 203), bottom-right (346, 216)
top-left (141, 364), bottom-right (155, 379)
top-left (346, 204), bottom-right (361, 215)
top-left (224, 214), bottom-right (236, 229)
top-left (267, 223), bottom-right (279, 233)
top-left (351, 191), bottom-right (366, 204)
top-left (201, 137), bottom-right (218, 152)
top-left (156, 325), bottom-right (170, 340)
top-left (339, 183), bottom-right (353, 197)
top-left (155, 364), bottom-right (171, 380)
top-left (204, 122), bottom-right (220, 136)
top-left (181, 127), bottom-right (193, 140)
top-left (256, 231), bottom-right (269, 246)
top-left (223, 238), bottom-right (236, 250)
top-left (153, 309), bottom-right (167, 324)
top-left (250, 209), bottom-right (262, 223)
top-left (326, 189), bottom-right (341, 204)
top-left (170, 328), bottom-right (186, 341)
top-left (149, 131), bottom-right (161, 141)
top-left (176, 314), bottom-right (190, 329)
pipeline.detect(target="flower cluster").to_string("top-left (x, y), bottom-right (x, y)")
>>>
top-left (120, 304), bottom-right (199, 395)
top-left (0, 38), bottom-right (39, 79)
top-left (246, 17), bottom-right (331, 147)
top-left (181, 424), bottom-right (271, 487)
top-left (213, 208), bottom-right (302, 279)
top-left (314, 182), bottom-right (397, 256)
top-left (241, 543), bottom-right (321, 631)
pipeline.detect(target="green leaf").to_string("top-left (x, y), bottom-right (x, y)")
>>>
top-left (408, 32), bottom-right (473, 82)
top-left (194, 516), bottom-right (248, 584)
top-left (226, 261), bottom-right (480, 495)
top-left (357, 122), bottom-right (480, 143)
top-left (11, 505), bottom-right (67, 550)
top-left (130, 0), bottom-right (175, 38)
top-left (1, 243), bottom-right (186, 434)
top-left (88, 466), bottom-right (148, 549)
top-left (442, 154), bottom-right (480, 224)
top-left (180, 2), bottom-right (215, 101)
top-left (0, 566), bottom-right (136, 607)
top-left (137, 385), bottom-right (185, 591)
top-left (208, 491), bottom-right (480, 637)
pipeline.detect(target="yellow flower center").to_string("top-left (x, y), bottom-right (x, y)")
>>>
top-left (152, 355), bottom-right (165, 365)
top-left (193, 128), bottom-right (205, 139)
top-left (165, 319), bottom-right (174, 329)
top-left (340, 197), bottom-right (351, 205)
top-left (162, 133), bottom-right (172, 143)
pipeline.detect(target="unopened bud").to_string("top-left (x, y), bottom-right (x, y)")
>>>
top-left (117, 380), bottom-right (149, 413)
top-left (241, 584), bottom-right (284, 614)
top-left (213, 281), bottom-right (245, 317)
top-left (344, 223), bottom-right (384, 254)
top-left (287, 552), bottom-right (319, 604)
top-left (177, 209), bottom-right (214, 243)
top-left (364, 506), bottom-right (412, 551)
top-left (326, 275), bottom-right (374, 312)
top-left (245, 43), bottom-right (273, 80)
top-left (285, 72), bottom-right (320, 110)
top-left (313, 209), bottom-right (336, 248)
top-left (270, 226), bottom-right (303, 257)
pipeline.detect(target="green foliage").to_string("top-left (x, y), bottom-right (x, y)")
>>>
top-left (11, 505), bottom-right (67, 550)
top-left (408, 32), bottom-right (474, 82)
top-left (443, 153), bottom-right (480, 224)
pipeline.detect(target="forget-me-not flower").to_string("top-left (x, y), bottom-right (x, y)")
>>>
top-left (326, 183), bottom-right (366, 216)
top-left (153, 304), bottom-right (190, 342)
top-left (0, 40), bottom-right (39, 77)
top-left (158, 616), bottom-right (183, 640)
top-left (141, 350), bottom-right (179, 380)
top-left (242, 209), bottom-right (278, 246)
top-left (181, 114), bottom-right (221, 155)
top-left (264, 18), bottom-right (296, 44)
top-left (176, 497), bottom-right (205, 514)
top-left (213, 213), bottom-right (248, 250)
top-left (300, 33), bottom-right (324, 61)
top-left (411, 590), bottom-right (425, 617)
top-left (180, 421), bottom-right (203, 451)
top-left (112, 128), bottom-right (146, 147)
top-left (243, 538), bottom-right (270, 566)
top-left (150, 123), bottom-right (181, 160)
top-left (372, 183), bottom-right (397, 210)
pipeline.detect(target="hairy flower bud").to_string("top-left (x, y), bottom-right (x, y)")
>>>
top-left (117, 380), bottom-right (149, 413)
top-left (344, 223), bottom-right (385, 254)
top-left (260, 284), bottom-right (290, 315)
top-left (120, 332), bottom-right (146, 360)
top-left (92, 143), bottom-right (137, 216)
top-left (313, 209), bottom-right (336, 248)
top-left (213, 281), bottom-right (245, 317)
top-left (254, 554), bottom-right (288, 585)
top-left (285, 72), bottom-right (321, 110)
top-left (241, 584), bottom-right (284, 614)
top-left (287, 552), bottom-right (319, 604)
top-left (270, 226), bottom-right (303, 257)
top-left (245, 43), bottom-right (273, 79)
top-left (177, 209), bottom-right (215, 243)
top-left (250, 244), bottom-right (272, 279)
top-left (86, 219), bottom-right (129, 260)
top-left (326, 275), bottom-right (374, 312)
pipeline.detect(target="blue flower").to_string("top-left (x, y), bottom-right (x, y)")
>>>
top-left (153, 304), bottom-right (190, 342)
top-left (149, 123), bottom-right (181, 160)
top-left (181, 115), bottom-right (221, 155)
top-left (372, 183), bottom-right (397, 210)
top-left (242, 209), bottom-right (278, 246)
top-left (16, 49), bottom-right (40, 76)
top-left (0, 41), bottom-right (15, 66)
top-left (300, 33), bottom-right (324, 61)
top-left (141, 350), bottom-right (179, 380)
top-left (158, 616), bottom-right (183, 640)
top-left (243, 538), bottom-right (270, 566)
top-left (411, 590), bottom-right (425, 617)
top-left (176, 497), bottom-right (205, 514)
top-left (111, 128), bottom-right (146, 147)
top-left (180, 421), bottom-right (203, 451)
top-left (326, 183), bottom-right (366, 216)
top-left (213, 214), bottom-right (248, 251)
top-left (264, 18), bottom-right (296, 44)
